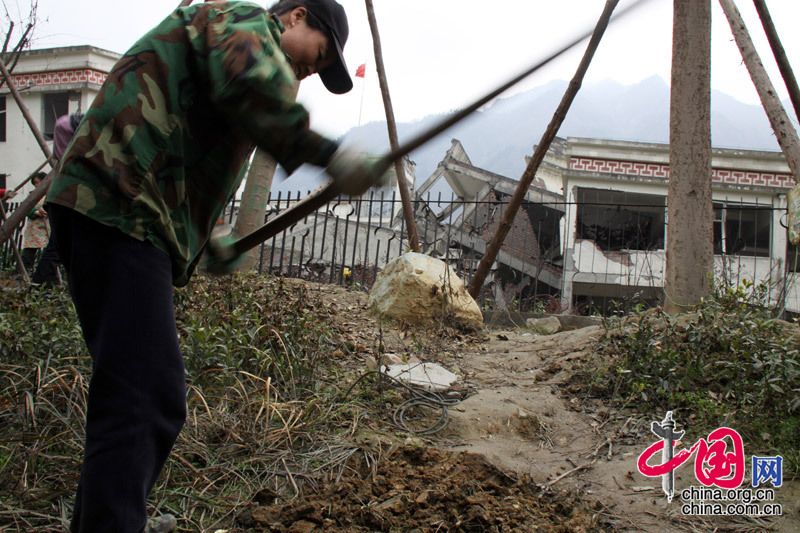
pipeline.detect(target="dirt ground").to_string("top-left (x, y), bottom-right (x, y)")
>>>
top-left (243, 446), bottom-right (605, 532)
top-left (442, 327), bottom-right (799, 532)
top-left (256, 281), bottom-right (799, 533)
top-left (2, 274), bottom-right (795, 531)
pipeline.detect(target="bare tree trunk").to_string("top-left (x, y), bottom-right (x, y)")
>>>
top-left (718, 0), bottom-right (800, 180)
top-left (752, 0), bottom-right (800, 123)
top-left (665, 0), bottom-right (713, 313)
top-left (232, 82), bottom-right (298, 271)
top-left (365, 0), bottom-right (420, 253)
top-left (468, 0), bottom-right (620, 299)
top-left (233, 149), bottom-right (278, 271)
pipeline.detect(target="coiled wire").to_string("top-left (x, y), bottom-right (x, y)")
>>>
top-left (345, 368), bottom-right (471, 436)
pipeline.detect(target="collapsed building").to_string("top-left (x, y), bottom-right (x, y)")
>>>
top-left (243, 135), bottom-right (797, 315)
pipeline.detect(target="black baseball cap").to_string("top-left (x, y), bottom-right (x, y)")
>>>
top-left (304, 0), bottom-right (353, 94)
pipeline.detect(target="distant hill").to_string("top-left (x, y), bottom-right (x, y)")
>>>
top-left (275, 76), bottom-right (789, 192)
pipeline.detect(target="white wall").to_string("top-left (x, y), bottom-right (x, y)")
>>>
top-left (0, 47), bottom-right (116, 194)
top-left (561, 177), bottom-right (800, 312)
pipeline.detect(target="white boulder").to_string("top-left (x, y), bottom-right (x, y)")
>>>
top-left (368, 252), bottom-right (483, 330)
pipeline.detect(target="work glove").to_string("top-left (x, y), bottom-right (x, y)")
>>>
top-left (205, 232), bottom-right (244, 275)
top-left (326, 146), bottom-right (391, 196)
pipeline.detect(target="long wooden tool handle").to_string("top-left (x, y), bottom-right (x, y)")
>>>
top-left (227, 0), bottom-right (651, 254)
top-left (230, 155), bottom-right (391, 255)
top-left (231, 181), bottom-right (339, 255)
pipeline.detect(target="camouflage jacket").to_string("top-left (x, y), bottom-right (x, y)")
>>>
top-left (47, 1), bottom-right (338, 286)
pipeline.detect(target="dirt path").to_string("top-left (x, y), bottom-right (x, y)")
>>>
top-left (441, 326), bottom-right (799, 532)
top-left (250, 281), bottom-right (797, 531)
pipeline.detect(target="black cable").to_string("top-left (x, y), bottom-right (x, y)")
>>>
top-left (344, 369), bottom-right (472, 436)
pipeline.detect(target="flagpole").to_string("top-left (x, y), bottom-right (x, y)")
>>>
top-left (357, 63), bottom-right (367, 126)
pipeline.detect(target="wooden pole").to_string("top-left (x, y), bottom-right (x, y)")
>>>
top-left (0, 170), bottom-right (54, 245)
top-left (752, 0), bottom-right (800, 124)
top-left (0, 201), bottom-right (31, 282)
top-left (0, 55), bottom-right (57, 245)
top-left (364, 0), bottom-right (420, 253)
top-left (0, 56), bottom-right (55, 164)
top-left (11, 159), bottom-right (49, 194)
top-left (468, 0), bottom-right (620, 298)
top-left (718, 0), bottom-right (800, 182)
top-left (664, 0), bottom-right (713, 312)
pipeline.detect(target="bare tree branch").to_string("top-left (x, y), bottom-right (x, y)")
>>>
top-left (0, 0), bottom-right (37, 89)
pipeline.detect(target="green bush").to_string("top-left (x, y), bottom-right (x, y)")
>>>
top-left (174, 273), bottom-right (343, 397)
top-left (0, 287), bottom-right (85, 362)
top-left (596, 281), bottom-right (800, 472)
top-left (1, 274), bottom-right (343, 399)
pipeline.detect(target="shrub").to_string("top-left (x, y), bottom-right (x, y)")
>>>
top-left (594, 281), bottom-right (800, 472)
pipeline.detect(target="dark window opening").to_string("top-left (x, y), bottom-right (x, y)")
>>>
top-left (0, 96), bottom-right (6, 142)
top-left (576, 188), bottom-right (665, 251)
top-left (0, 174), bottom-right (6, 189)
top-left (42, 92), bottom-right (70, 140)
top-left (713, 202), bottom-right (771, 257)
top-left (573, 284), bottom-right (663, 316)
top-left (787, 240), bottom-right (800, 273)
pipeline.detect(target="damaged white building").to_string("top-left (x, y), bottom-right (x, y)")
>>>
top-left (415, 136), bottom-right (797, 314)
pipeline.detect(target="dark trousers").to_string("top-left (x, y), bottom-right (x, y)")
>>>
top-left (21, 247), bottom-right (38, 272)
top-left (49, 205), bottom-right (187, 533)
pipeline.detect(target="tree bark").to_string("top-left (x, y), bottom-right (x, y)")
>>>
top-left (718, 0), bottom-right (800, 181)
top-left (468, 0), bottom-right (620, 299)
top-left (751, 0), bottom-right (800, 126)
top-left (365, 0), bottom-right (420, 252)
top-left (233, 149), bottom-right (279, 271)
top-left (232, 81), bottom-right (298, 271)
top-left (0, 202), bottom-right (30, 282)
top-left (665, 0), bottom-right (713, 312)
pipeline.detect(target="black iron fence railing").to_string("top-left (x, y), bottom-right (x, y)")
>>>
top-left (2, 192), bottom-right (797, 315)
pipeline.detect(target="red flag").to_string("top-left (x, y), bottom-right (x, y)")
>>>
top-left (355, 63), bottom-right (366, 78)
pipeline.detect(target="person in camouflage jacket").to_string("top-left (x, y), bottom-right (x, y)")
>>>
top-left (45, 1), bottom-right (381, 531)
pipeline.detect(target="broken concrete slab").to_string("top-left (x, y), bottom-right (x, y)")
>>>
top-left (382, 362), bottom-right (459, 392)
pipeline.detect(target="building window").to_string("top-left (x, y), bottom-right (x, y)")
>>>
top-left (713, 202), bottom-right (771, 257)
top-left (576, 188), bottom-right (666, 251)
top-left (0, 174), bottom-right (6, 189)
top-left (0, 96), bottom-right (6, 142)
top-left (788, 240), bottom-right (800, 273)
top-left (42, 92), bottom-right (70, 140)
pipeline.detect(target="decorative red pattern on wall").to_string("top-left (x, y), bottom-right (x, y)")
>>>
top-left (569, 157), bottom-right (794, 189)
top-left (10, 69), bottom-right (107, 88)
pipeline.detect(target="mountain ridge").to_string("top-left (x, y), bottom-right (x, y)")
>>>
top-left (275, 76), bottom-right (789, 192)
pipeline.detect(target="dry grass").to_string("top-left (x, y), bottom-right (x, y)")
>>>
top-left (0, 275), bottom-right (393, 531)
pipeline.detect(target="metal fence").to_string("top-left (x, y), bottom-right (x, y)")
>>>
top-left (0, 202), bottom-right (25, 273)
top-left (3, 192), bottom-right (797, 315)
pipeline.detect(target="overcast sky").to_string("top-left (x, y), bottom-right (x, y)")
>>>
top-left (9, 0), bottom-right (800, 138)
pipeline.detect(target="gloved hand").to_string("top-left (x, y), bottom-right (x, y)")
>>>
top-left (326, 146), bottom-right (391, 196)
top-left (205, 232), bottom-right (244, 275)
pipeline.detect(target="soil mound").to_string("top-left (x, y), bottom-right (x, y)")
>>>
top-left (241, 446), bottom-right (606, 532)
